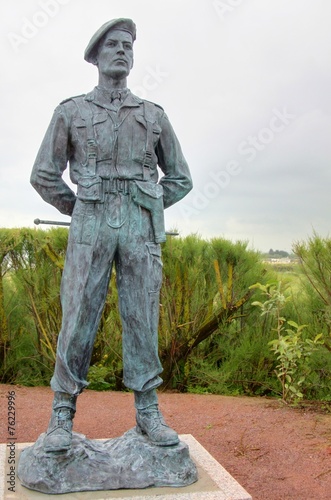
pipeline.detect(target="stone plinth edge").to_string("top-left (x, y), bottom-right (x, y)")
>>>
top-left (1, 434), bottom-right (252, 499)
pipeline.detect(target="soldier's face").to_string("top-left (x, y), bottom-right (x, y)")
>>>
top-left (97, 30), bottom-right (134, 79)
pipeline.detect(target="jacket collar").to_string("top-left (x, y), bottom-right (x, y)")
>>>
top-left (84, 87), bottom-right (143, 111)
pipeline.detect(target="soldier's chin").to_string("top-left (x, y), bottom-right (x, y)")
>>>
top-left (107, 67), bottom-right (130, 79)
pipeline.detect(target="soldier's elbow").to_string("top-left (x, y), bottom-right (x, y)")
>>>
top-left (185, 176), bottom-right (193, 193)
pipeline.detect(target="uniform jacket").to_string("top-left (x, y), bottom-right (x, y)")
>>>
top-left (30, 87), bottom-right (192, 216)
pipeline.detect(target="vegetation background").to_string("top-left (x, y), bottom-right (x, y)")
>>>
top-left (0, 228), bottom-right (330, 405)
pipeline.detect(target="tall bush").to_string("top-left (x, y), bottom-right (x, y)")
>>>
top-left (158, 236), bottom-right (266, 389)
top-left (1, 228), bottom-right (66, 384)
top-left (2, 228), bottom-right (329, 401)
top-left (294, 233), bottom-right (331, 351)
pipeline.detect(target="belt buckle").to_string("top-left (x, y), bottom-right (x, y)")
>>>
top-left (117, 179), bottom-right (124, 192)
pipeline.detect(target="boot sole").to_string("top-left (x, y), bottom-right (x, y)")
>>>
top-left (136, 424), bottom-right (179, 447)
top-left (44, 444), bottom-right (71, 453)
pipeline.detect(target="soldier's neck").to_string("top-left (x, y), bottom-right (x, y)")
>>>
top-left (98, 74), bottom-right (128, 91)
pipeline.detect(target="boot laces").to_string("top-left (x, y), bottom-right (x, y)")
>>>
top-left (55, 408), bottom-right (72, 430)
top-left (141, 406), bottom-right (167, 429)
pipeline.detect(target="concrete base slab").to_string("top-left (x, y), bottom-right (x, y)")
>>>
top-left (1, 435), bottom-right (252, 499)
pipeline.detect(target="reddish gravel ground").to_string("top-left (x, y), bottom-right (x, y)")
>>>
top-left (1, 384), bottom-right (330, 499)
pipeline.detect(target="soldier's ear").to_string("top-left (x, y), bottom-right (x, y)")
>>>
top-left (93, 42), bottom-right (102, 66)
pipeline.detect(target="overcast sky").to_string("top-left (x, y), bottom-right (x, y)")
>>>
top-left (1, 0), bottom-right (331, 252)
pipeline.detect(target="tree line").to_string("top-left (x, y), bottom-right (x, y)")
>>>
top-left (0, 228), bottom-right (330, 402)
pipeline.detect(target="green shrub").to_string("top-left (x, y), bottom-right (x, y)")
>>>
top-left (1, 228), bottom-right (330, 401)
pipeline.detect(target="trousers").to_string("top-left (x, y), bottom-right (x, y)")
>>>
top-left (50, 191), bottom-right (163, 396)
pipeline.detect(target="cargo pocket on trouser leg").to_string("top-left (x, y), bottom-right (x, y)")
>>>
top-left (145, 242), bottom-right (163, 335)
top-left (69, 200), bottom-right (98, 246)
top-left (145, 242), bottom-right (163, 292)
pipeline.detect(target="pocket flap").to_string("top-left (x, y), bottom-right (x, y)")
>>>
top-left (153, 123), bottom-right (162, 134)
top-left (135, 114), bottom-right (147, 128)
top-left (93, 112), bottom-right (108, 125)
top-left (78, 176), bottom-right (102, 188)
top-left (146, 241), bottom-right (162, 257)
top-left (73, 118), bottom-right (86, 128)
top-left (135, 181), bottom-right (163, 199)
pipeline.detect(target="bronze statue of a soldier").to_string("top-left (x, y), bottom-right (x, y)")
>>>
top-left (31, 18), bottom-right (192, 453)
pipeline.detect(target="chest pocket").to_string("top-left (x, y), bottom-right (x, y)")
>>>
top-left (135, 115), bottom-right (161, 140)
top-left (73, 117), bottom-right (86, 128)
top-left (72, 112), bottom-right (110, 160)
top-left (72, 117), bottom-right (87, 150)
top-left (92, 112), bottom-right (110, 159)
top-left (73, 112), bottom-right (108, 128)
top-left (133, 114), bottom-right (162, 171)
top-left (93, 112), bottom-right (108, 125)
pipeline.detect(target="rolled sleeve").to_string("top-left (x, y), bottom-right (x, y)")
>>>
top-left (30, 105), bottom-right (77, 216)
top-left (156, 113), bottom-right (192, 209)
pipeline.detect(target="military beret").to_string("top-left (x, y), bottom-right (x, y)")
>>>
top-left (84, 18), bottom-right (136, 64)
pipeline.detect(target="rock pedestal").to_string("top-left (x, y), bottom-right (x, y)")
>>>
top-left (18, 428), bottom-right (198, 494)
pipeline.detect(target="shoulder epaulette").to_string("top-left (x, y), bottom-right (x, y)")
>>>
top-left (142, 98), bottom-right (164, 111)
top-left (60, 94), bottom-right (86, 105)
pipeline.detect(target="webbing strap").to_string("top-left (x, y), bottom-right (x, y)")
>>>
top-left (73, 98), bottom-right (97, 176)
top-left (142, 102), bottom-right (156, 181)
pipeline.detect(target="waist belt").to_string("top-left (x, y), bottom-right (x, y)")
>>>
top-left (103, 178), bottom-right (131, 195)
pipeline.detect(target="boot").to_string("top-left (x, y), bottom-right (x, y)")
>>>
top-left (43, 392), bottom-right (77, 452)
top-left (134, 389), bottom-right (179, 446)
